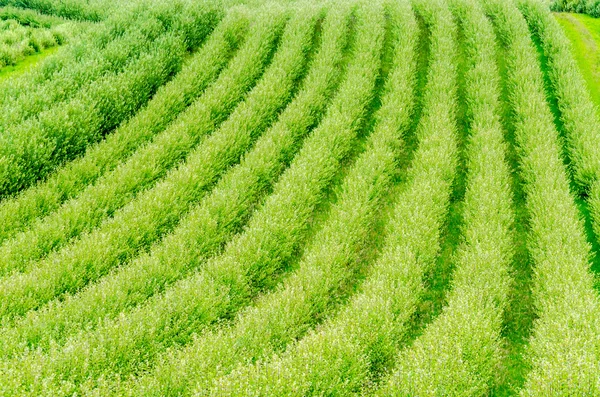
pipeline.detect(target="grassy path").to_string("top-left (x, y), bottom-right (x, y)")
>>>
top-left (554, 12), bottom-right (600, 108)
top-left (0, 45), bottom-right (58, 81)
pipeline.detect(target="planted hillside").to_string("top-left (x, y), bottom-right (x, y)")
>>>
top-left (0, 0), bottom-right (598, 395)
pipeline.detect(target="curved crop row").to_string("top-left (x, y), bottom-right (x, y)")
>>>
top-left (0, 5), bottom-right (151, 103)
top-left (484, 0), bottom-right (600, 394)
top-left (81, 5), bottom-right (357, 396)
top-left (376, 0), bottom-right (514, 394)
top-left (181, 2), bottom-right (414, 396)
top-left (0, 8), bottom-right (249, 264)
top-left (0, 1), bottom-right (384, 394)
top-left (0, 0), bottom-right (110, 21)
top-left (209, 0), bottom-right (458, 395)
top-left (0, 4), bottom-right (308, 321)
top-left (0, 7), bottom-right (276, 276)
top-left (0, 0), bottom-right (348, 364)
top-left (0, 0), bottom-right (210, 103)
top-left (0, 6), bottom-right (67, 27)
top-left (0, 22), bottom-right (163, 131)
top-left (100, 2), bottom-right (405, 395)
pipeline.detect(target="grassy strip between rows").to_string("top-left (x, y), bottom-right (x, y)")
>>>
top-left (0, 3), bottom-right (215, 134)
top-left (0, 2), bottom-right (385, 394)
top-left (0, 44), bottom-right (58, 81)
top-left (207, 0), bottom-right (455, 395)
top-left (553, 12), bottom-right (600, 109)
top-left (0, 9), bottom-right (250, 274)
top-left (485, 0), bottom-right (600, 394)
top-left (0, 8), bottom-right (248, 248)
top-left (376, 0), bottom-right (514, 394)
top-left (0, 0), bottom-right (343, 368)
top-left (0, 6), bottom-right (299, 321)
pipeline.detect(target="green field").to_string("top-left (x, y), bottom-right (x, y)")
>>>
top-left (0, 0), bottom-right (599, 395)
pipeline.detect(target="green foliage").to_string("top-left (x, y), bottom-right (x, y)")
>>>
top-left (0, 4), bottom-right (222, 198)
top-left (0, 6), bottom-right (67, 27)
top-left (0, 18), bottom-right (63, 68)
top-left (201, 2), bottom-right (418, 395)
top-left (0, 0), bottom-right (112, 21)
top-left (0, 6), bottom-right (292, 320)
top-left (0, 0), bottom-right (332, 367)
top-left (87, 5), bottom-right (356, 395)
top-left (521, 0), bottom-right (600, 191)
top-left (0, 0), bottom-right (598, 394)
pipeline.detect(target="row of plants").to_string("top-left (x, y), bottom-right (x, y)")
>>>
top-left (0, 18), bottom-right (66, 69)
top-left (0, 1), bottom-right (220, 130)
top-left (0, 0), bottom-right (346, 366)
top-left (111, 1), bottom-right (409, 395)
top-left (0, 9), bottom-right (258, 278)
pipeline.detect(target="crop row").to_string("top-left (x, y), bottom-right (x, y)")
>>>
top-left (485, 0), bottom-right (600, 394)
top-left (0, 6), bottom-right (68, 27)
top-left (3, 0), bottom-right (381, 391)
top-left (113, 2), bottom-right (404, 395)
top-left (551, 0), bottom-right (600, 18)
top-left (519, 0), bottom-right (600, 190)
top-left (518, 1), bottom-right (600, 285)
top-left (0, 30), bottom-right (198, 195)
top-left (0, 18), bottom-right (65, 68)
top-left (0, 0), bottom-right (114, 21)
top-left (87, 4), bottom-right (358, 395)
top-left (0, 2), bottom-right (217, 130)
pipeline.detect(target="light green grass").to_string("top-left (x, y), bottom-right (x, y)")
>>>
top-left (554, 12), bottom-right (600, 108)
top-left (0, 45), bottom-right (57, 81)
